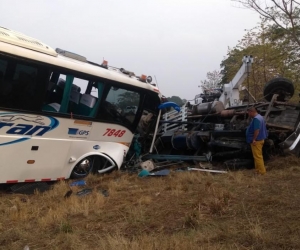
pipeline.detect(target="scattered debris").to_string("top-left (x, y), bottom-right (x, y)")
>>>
top-left (98, 189), bottom-right (109, 197)
top-left (140, 160), bottom-right (156, 171)
top-left (138, 169), bottom-right (151, 177)
top-left (187, 167), bottom-right (227, 174)
top-left (76, 188), bottom-right (93, 197)
top-left (152, 169), bottom-right (171, 176)
top-left (64, 190), bottom-right (73, 198)
top-left (70, 180), bottom-right (86, 187)
top-left (138, 169), bottom-right (170, 177)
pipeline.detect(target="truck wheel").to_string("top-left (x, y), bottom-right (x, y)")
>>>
top-left (263, 77), bottom-right (294, 102)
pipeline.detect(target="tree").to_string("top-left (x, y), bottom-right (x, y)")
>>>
top-left (199, 70), bottom-right (223, 92)
top-left (231, 1), bottom-right (300, 48)
top-left (220, 23), bottom-right (299, 102)
top-left (230, 1), bottom-right (300, 87)
top-left (166, 96), bottom-right (185, 106)
top-left (117, 91), bottom-right (140, 109)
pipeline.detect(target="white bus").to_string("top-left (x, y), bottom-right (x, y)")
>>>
top-left (0, 26), bottom-right (161, 184)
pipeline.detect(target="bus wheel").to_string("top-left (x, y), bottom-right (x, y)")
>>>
top-left (71, 156), bottom-right (94, 179)
top-left (92, 155), bottom-right (117, 174)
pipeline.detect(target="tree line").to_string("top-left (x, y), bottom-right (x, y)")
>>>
top-left (201, 0), bottom-right (299, 102)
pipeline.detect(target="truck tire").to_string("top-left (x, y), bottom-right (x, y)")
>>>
top-left (263, 77), bottom-right (294, 102)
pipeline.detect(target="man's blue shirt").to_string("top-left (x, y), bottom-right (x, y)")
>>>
top-left (246, 114), bottom-right (268, 143)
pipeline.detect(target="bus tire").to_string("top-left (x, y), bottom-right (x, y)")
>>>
top-left (70, 156), bottom-right (94, 179)
top-left (263, 77), bottom-right (294, 102)
top-left (92, 155), bottom-right (117, 174)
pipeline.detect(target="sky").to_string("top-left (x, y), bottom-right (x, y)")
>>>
top-left (1, 0), bottom-right (260, 101)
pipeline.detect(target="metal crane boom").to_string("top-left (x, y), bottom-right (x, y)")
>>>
top-left (219, 55), bottom-right (253, 108)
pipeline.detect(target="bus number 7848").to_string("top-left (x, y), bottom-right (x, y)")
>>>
top-left (102, 128), bottom-right (126, 137)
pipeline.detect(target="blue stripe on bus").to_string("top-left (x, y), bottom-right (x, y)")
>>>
top-left (49, 116), bottom-right (59, 130)
top-left (0, 114), bottom-right (59, 145)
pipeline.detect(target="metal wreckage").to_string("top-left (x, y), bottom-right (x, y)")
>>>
top-left (125, 56), bottom-right (300, 171)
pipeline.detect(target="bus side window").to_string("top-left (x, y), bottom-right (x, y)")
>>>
top-left (77, 94), bottom-right (97, 117)
top-left (42, 73), bottom-right (102, 118)
top-left (44, 81), bottom-right (55, 103)
top-left (0, 71), bottom-right (4, 94)
top-left (43, 75), bottom-right (67, 113)
top-left (6, 63), bottom-right (39, 110)
top-left (54, 78), bottom-right (66, 104)
top-left (12, 71), bottom-right (36, 107)
top-left (88, 82), bottom-right (104, 117)
top-left (68, 90), bottom-right (80, 114)
top-left (43, 77), bottom-right (64, 112)
top-left (59, 75), bottom-right (74, 113)
top-left (0, 60), bottom-right (9, 107)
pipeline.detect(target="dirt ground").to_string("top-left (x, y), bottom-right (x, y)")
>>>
top-left (0, 155), bottom-right (300, 250)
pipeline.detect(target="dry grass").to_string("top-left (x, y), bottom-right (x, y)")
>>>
top-left (1, 156), bottom-right (300, 250)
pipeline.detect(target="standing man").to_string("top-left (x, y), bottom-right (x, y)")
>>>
top-left (246, 107), bottom-right (268, 175)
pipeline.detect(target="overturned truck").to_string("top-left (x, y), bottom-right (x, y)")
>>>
top-left (135, 57), bottom-right (300, 169)
top-left (153, 91), bottom-right (299, 166)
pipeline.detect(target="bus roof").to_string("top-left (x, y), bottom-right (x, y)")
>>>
top-left (0, 26), bottom-right (57, 56)
top-left (0, 27), bottom-right (160, 94)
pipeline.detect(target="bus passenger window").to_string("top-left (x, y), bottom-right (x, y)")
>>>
top-left (0, 60), bottom-right (7, 96)
top-left (42, 74), bottom-right (100, 118)
top-left (0, 59), bottom-right (6, 78)
top-left (77, 94), bottom-right (97, 116)
top-left (0, 59), bottom-right (43, 111)
top-left (43, 76), bottom-right (67, 112)
top-left (68, 90), bottom-right (80, 113)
